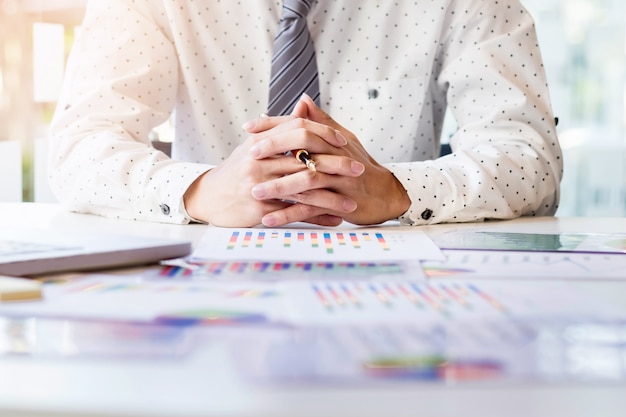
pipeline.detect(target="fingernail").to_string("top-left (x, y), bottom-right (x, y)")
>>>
top-left (251, 185), bottom-right (267, 199)
top-left (343, 198), bottom-right (357, 212)
top-left (262, 215), bottom-right (277, 227)
top-left (335, 130), bottom-right (348, 146)
top-left (351, 161), bottom-right (365, 175)
top-left (241, 120), bottom-right (255, 131)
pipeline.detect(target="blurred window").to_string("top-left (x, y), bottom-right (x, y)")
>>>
top-left (523, 0), bottom-right (626, 216)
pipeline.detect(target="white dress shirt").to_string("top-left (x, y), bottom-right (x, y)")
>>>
top-left (49, 0), bottom-right (563, 225)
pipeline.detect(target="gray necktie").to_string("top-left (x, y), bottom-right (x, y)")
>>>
top-left (267, 0), bottom-right (320, 116)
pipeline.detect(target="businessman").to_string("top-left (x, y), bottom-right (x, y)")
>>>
top-left (49, 0), bottom-right (563, 227)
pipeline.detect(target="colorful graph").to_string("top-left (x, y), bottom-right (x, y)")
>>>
top-left (154, 309), bottom-right (267, 326)
top-left (422, 265), bottom-right (475, 278)
top-left (6, 277), bottom-right (283, 327)
top-left (225, 230), bottom-right (390, 252)
top-left (302, 281), bottom-right (509, 318)
top-left (281, 279), bottom-right (612, 326)
top-left (363, 355), bottom-right (503, 381)
top-left (64, 280), bottom-right (281, 299)
top-left (156, 261), bottom-right (407, 280)
top-left (192, 227), bottom-right (443, 262)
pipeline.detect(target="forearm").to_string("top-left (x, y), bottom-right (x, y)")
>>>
top-left (391, 0), bottom-right (562, 225)
top-left (47, 0), bottom-right (208, 223)
top-left (387, 123), bottom-right (562, 225)
top-left (48, 128), bottom-right (210, 223)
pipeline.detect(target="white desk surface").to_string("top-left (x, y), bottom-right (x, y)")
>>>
top-left (1, 203), bottom-right (625, 417)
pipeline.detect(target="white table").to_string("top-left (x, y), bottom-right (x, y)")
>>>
top-left (1, 203), bottom-right (625, 417)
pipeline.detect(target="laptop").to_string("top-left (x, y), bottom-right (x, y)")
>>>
top-left (0, 228), bottom-right (192, 277)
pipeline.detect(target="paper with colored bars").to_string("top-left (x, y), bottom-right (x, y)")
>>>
top-left (191, 227), bottom-right (444, 262)
top-left (281, 279), bottom-right (626, 325)
top-left (223, 319), bottom-right (626, 384)
top-left (1, 275), bottom-right (623, 327)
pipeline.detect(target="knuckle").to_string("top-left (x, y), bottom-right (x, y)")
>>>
top-left (300, 176), bottom-right (313, 189)
top-left (248, 134), bottom-right (262, 145)
top-left (267, 181), bottom-right (283, 195)
top-left (302, 170), bottom-right (318, 186)
top-left (289, 117), bottom-right (307, 129)
top-left (292, 190), bottom-right (314, 204)
top-left (263, 136), bottom-right (277, 149)
top-left (297, 204), bottom-right (318, 219)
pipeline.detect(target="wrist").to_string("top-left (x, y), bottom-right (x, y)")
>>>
top-left (183, 170), bottom-right (211, 223)
top-left (388, 172), bottom-right (412, 219)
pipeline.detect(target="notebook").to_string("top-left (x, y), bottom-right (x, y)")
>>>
top-left (0, 229), bottom-right (192, 277)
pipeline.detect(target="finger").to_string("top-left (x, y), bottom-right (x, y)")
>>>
top-left (241, 94), bottom-right (315, 133)
top-left (260, 204), bottom-right (344, 227)
top-left (291, 94), bottom-right (309, 119)
top-left (314, 154), bottom-right (365, 177)
top-left (243, 93), bottom-right (326, 133)
top-left (297, 93), bottom-right (338, 129)
top-left (254, 155), bottom-right (364, 188)
top-left (248, 121), bottom-right (348, 159)
top-left (251, 175), bottom-right (358, 214)
top-left (286, 189), bottom-right (358, 214)
top-left (247, 152), bottom-right (361, 181)
top-left (250, 169), bottom-right (320, 200)
top-left (241, 114), bottom-right (292, 133)
top-left (301, 214), bottom-right (344, 227)
top-left (251, 167), bottom-right (361, 199)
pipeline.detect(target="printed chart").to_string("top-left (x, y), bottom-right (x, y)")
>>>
top-left (433, 230), bottom-right (626, 254)
top-left (0, 276), bottom-right (285, 325)
top-left (226, 319), bottom-right (626, 384)
top-left (421, 250), bottom-right (626, 280)
top-left (155, 260), bottom-right (421, 281)
top-left (192, 227), bottom-right (443, 262)
top-left (0, 316), bottom-right (190, 359)
top-left (2, 276), bottom-right (621, 329)
top-left (282, 279), bottom-right (624, 325)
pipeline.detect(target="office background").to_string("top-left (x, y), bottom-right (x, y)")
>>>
top-left (1, 0), bottom-right (625, 216)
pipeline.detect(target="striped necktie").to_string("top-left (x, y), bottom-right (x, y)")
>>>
top-left (267, 0), bottom-right (320, 116)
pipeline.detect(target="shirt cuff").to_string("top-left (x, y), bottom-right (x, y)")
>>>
top-left (150, 161), bottom-right (211, 224)
top-left (385, 162), bottom-right (456, 225)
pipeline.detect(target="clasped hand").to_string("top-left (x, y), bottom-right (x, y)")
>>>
top-left (183, 94), bottom-right (410, 227)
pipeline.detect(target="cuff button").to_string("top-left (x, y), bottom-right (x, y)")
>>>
top-left (420, 209), bottom-right (433, 220)
top-left (159, 203), bottom-right (171, 215)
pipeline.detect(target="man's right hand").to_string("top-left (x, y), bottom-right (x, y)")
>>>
top-left (183, 120), bottom-right (356, 227)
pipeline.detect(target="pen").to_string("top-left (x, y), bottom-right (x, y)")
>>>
top-left (294, 149), bottom-right (317, 172)
top-left (259, 113), bottom-right (317, 172)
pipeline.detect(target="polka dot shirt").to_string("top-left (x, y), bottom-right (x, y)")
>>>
top-left (49, 0), bottom-right (563, 225)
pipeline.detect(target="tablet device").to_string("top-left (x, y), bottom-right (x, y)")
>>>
top-left (0, 229), bottom-right (191, 277)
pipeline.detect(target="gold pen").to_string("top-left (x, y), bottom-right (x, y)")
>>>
top-left (294, 149), bottom-right (316, 172)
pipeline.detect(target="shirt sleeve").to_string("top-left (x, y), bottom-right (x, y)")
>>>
top-left (387, 0), bottom-right (563, 225)
top-left (48, 0), bottom-right (209, 224)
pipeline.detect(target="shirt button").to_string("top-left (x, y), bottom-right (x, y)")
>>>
top-left (367, 89), bottom-right (379, 99)
top-left (420, 209), bottom-right (433, 220)
top-left (159, 203), bottom-right (171, 215)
